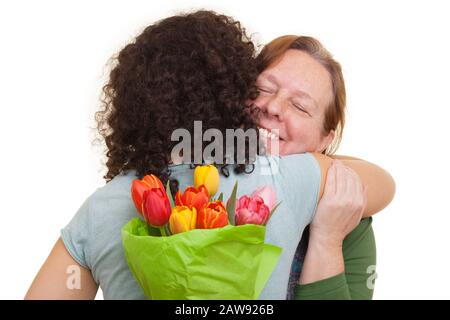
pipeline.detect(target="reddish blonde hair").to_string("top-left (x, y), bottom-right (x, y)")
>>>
top-left (257, 35), bottom-right (346, 155)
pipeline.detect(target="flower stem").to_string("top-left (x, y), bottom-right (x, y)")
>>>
top-left (159, 226), bottom-right (167, 237)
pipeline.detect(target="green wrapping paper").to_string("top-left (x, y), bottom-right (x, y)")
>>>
top-left (121, 218), bottom-right (282, 299)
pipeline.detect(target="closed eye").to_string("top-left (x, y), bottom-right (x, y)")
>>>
top-left (292, 103), bottom-right (310, 115)
top-left (257, 87), bottom-right (274, 94)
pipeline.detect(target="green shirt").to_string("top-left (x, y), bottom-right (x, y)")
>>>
top-left (293, 218), bottom-right (377, 300)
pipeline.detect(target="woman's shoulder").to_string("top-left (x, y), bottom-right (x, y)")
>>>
top-left (67, 170), bottom-right (139, 244)
top-left (256, 152), bottom-right (318, 165)
top-left (89, 170), bottom-right (139, 220)
top-left (251, 153), bottom-right (320, 177)
top-left (61, 170), bottom-right (140, 268)
top-left (91, 170), bottom-right (138, 201)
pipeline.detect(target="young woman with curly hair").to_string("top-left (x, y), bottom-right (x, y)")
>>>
top-left (25, 11), bottom-right (394, 299)
top-left (95, 11), bottom-right (260, 187)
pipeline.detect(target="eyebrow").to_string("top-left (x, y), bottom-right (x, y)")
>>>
top-left (260, 73), bottom-right (318, 110)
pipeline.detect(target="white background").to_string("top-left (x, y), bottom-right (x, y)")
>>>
top-left (1, 0), bottom-right (449, 299)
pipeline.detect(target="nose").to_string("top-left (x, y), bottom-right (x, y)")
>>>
top-left (264, 95), bottom-right (285, 121)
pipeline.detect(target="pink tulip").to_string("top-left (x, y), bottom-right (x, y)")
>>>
top-left (251, 186), bottom-right (276, 211)
top-left (235, 195), bottom-right (270, 226)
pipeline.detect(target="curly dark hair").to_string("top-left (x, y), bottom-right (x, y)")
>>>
top-left (93, 10), bottom-right (260, 191)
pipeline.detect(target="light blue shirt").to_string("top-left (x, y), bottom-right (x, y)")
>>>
top-left (61, 153), bottom-right (320, 299)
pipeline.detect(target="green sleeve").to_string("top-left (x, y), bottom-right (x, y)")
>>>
top-left (294, 218), bottom-right (377, 300)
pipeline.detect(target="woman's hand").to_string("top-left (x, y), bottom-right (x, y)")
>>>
top-left (310, 159), bottom-right (368, 247)
top-left (299, 160), bottom-right (367, 285)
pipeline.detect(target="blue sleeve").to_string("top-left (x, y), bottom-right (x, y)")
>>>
top-left (60, 196), bottom-right (93, 269)
top-left (279, 153), bottom-right (321, 223)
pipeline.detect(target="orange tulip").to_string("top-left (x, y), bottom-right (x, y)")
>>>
top-left (131, 175), bottom-right (165, 214)
top-left (175, 185), bottom-right (209, 213)
top-left (197, 201), bottom-right (229, 229)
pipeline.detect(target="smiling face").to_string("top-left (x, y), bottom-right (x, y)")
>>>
top-left (254, 49), bottom-right (335, 156)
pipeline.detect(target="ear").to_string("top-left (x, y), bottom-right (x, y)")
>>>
top-left (317, 130), bottom-right (335, 153)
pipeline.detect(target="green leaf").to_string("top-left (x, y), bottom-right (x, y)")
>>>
top-left (226, 181), bottom-right (238, 225)
top-left (268, 201), bottom-right (282, 222)
top-left (217, 192), bottom-right (224, 202)
top-left (166, 180), bottom-right (175, 208)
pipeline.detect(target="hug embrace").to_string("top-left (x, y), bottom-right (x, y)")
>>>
top-left (25, 10), bottom-right (395, 300)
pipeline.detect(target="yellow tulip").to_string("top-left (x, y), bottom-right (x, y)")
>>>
top-left (194, 165), bottom-right (219, 197)
top-left (169, 206), bottom-right (197, 234)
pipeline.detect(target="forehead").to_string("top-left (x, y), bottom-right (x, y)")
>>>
top-left (259, 49), bottom-right (333, 113)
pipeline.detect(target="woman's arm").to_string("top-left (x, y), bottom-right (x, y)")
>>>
top-left (297, 154), bottom-right (389, 292)
top-left (299, 159), bottom-right (366, 285)
top-left (312, 152), bottom-right (396, 218)
top-left (295, 218), bottom-right (376, 300)
top-left (25, 238), bottom-right (98, 300)
top-left (329, 154), bottom-right (363, 161)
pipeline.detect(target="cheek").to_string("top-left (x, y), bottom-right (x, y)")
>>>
top-left (287, 118), bottom-right (310, 140)
top-left (286, 117), bottom-right (322, 149)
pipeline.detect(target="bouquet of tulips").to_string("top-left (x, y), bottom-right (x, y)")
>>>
top-left (121, 165), bottom-right (282, 299)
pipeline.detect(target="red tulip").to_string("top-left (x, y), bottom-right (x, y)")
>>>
top-left (197, 201), bottom-right (229, 229)
top-left (235, 195), bottom-right (270, 226)
top-left (175, 185), bottom-right (209, 213)
top-left (142, 188), bottom-right (171, 227)
top-left (131, 175), bottom-right (165, 214)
